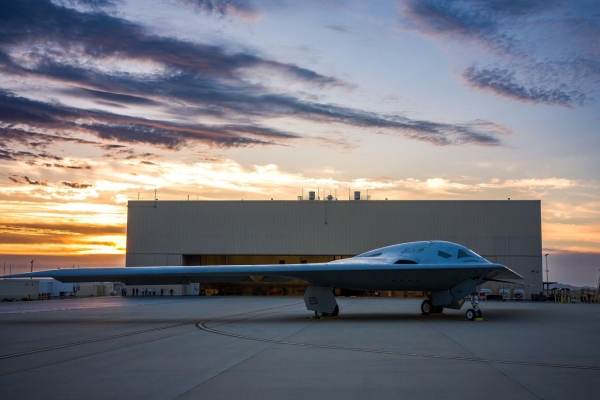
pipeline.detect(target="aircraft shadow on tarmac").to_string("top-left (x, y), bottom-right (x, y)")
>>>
top-left (202, 307), bottom-right (529, 324)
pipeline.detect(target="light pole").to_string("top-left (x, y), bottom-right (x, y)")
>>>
top-left (544, 254), bottom-right (549, 296)
top-left (30, 259), bottom-right (34, 280)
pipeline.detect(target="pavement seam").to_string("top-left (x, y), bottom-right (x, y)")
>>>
top-left (0, 327), bottom-right (198, 378)
top-left (0, 322), bottom-right (189, 360)
top-left (196, 320), bottom-right (600, 372)
top-left (173, 311), bottom-right (318, 399)
top-left (207, 301), bottom-right (305, 328)
top-left (415, 306), bottom-right (544, 399)
top-left (0, 301), bottom-right (302, 362)
top-left (207, 303), bottom-right (306, 329)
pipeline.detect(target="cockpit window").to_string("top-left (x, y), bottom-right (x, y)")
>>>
top-left (357, 252), bottom-right (382, 257)
top-left (458, 249), bottom-right (476, 259)
top-left (437, 250), bottom-right (452, 259)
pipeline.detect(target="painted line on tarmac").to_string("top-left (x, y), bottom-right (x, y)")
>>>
top-left (0, 323), bottom-right (189, 360)
top-left (196, 321), bottom-right (600, 371)
top-left (0, 302), bottom-right (303, 361)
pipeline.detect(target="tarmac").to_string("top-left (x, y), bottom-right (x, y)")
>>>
top-left (0, 296), bottom-right (599, 400)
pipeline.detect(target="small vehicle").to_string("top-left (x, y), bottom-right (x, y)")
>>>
top-left (499, 285), bottom-right (511, 301)
top-left (513, 284), bottom-right (525, 300)
top-left (479, 284), bottom-right (492, 300)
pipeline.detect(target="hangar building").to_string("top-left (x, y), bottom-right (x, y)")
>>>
top-left (126, 199), bottom-right (542, 298)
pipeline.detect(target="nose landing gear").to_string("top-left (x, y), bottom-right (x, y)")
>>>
top-left (465, 294), bottom-right (483, 321)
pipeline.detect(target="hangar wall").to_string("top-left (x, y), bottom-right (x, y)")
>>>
top-left (126, 200), bottom-right (542, 297)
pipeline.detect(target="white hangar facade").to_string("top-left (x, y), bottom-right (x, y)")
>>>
top-left (126, 199), bottom-right (542, 298)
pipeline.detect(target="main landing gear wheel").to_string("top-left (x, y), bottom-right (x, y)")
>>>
top-left (465, 309), bottom-right (476, 321)
top-left (314, 311), bottom-right (323, 319)
top-left (433, 306), bottom-right (443, 314)
top-left (476, 309), bottom-right (483, 319)
top-left (421, 299), bottom-right (433, 315)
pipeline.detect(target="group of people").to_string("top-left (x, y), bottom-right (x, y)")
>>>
top-left (121, 287), bottom-right (175, 296)
top-left (141, 288), bottom-right (156, 296)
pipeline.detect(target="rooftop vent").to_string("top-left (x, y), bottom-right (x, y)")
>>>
top-left (354, 191), bottom-right (361, 200)
top-left (309, 191), bottom-right (316, 201)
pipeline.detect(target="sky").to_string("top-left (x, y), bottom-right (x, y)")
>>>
top-left (1, 0), bottom-right (599, 286)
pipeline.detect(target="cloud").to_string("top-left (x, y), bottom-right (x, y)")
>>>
top-left (326, 25), bottom-right (351, 34)
top-left (0, 91), bottom-right (298, 150)
top-left (0, 0), bottom-right (510, 153)
top-left (498, 178), bottom-right (576, 189)
top-left (0, 222), bottom-right (125, 236)
top-left (0, 224), bottom-right (80, 236)
top-left (9, 175), bottom-right (48, 186)
top-left (62, 181), bottom-right (94, 189)
top-left (1, 84), bottom-right (506, 151)
top-left (48, 164), bottom-right (93, 170)
top-left (58, 0), bottom-right (120, 10)
top-left (173, 0), bottom-right (258, 19)
top-left (463, 66), bottom-right (591, 107)
top-left (399, 0), bottom-right (558, 52)
top-left (398, 0), bottom-right (600, 107)
top-left (0, 1), bottom-right (341, 87)
top-left (64, 87), bottom-right (159, 106)
top-left (0, 149), bottom-right (37, 161)
top-left (101, 144), bottom-right (127, 150)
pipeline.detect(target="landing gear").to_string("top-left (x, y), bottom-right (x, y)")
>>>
top-left (465, 294), bottom-right (482, 321)
top-left (314, 305), bottom-right (340, 319)
top-left (304, 285), bottom-right (338, 318)
top-left (433, 306), bottom-right (444, 314)
top-left (331, 305), bottom-right (340, 317)
top-left (466, 309), bottom-right (476, 321)
top-left (421, 299), bottom-right (433, 315)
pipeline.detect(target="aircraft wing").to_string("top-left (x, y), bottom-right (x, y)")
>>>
top-left (2, 261), bottom-right (522, 291)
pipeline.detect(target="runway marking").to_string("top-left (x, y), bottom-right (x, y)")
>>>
top-left (0, 323), bottom-right (188, 360)
top-left (196, 320), bottom-right (600, 371)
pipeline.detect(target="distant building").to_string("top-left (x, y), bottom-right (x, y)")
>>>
top-left (0, 279), bottom-right (39, 300)
top-left (126, 199), bottom-right (542, 298)
top-left (0, 279), bottom-right (115, 300)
